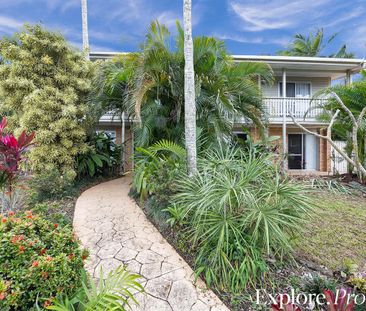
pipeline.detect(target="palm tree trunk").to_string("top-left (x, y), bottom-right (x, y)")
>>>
top-left (81, 0), bottom-right (90, 60)
top-left (183, 0), bottom-right (197, 176)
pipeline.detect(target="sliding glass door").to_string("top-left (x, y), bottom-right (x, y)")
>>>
top-left (288, 134), bottom-right (318, 170)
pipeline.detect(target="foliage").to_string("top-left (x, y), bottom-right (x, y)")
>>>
top-left (91, 21), bottom-right (273, 147)
top-left (303, 275), bottom-right (337, 295)
top-left (278, 28), bottom-right (354, 58)
top-left (0, 24), bottom-right (94, 181)
top-left (324, 288), bottom-right (355, 311)
top-left (77, 132), bottom-right (121, 178)
top-left (132, 139), bottom-right (185, 202)
top-left (0, 117), bottom-right (35, 213)
top-left (44, 266), bottom-right (143, 311)
top-left (348, 276), bottom-right (366, 294)
top-left (271, 295), bottom-right (301, 311)
top-left (28, 170), bottom-right (75, 201)
top-left (308, 178), bottom-right (351, 194)
top-left (316, 80), bottom-right (366, 174)
top-left (0, 211), bottom-right (87, 310)
top-left (170, 145), bottom-right (314, 292)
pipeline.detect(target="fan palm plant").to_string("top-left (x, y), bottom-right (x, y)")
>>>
top-left (90, 21), bottom-right (274, 148)
top-left (42, 266), bottom-right (143, 311)
top-left (278, 28), bottom-right (354, 58)
top-left (170, 145), bottom-right (314, 292)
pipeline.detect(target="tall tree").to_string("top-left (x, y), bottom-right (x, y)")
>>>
top-left (183, 0), bottom-right (197, 176)
top-left (81, 0), bottom-right (90, 60)
top-left (278, 28), bottom-right (354, 58)
top-left (0, 25), bottom-right (94, 182)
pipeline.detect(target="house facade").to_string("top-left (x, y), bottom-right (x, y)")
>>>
top-left (90, 52), bottom-right (365, 175)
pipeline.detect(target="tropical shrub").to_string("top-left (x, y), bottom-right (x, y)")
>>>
top-left (77, 132), bottom-right (121, 178)
top-left (0, 211), bottom-right (87, 310)
top-left (0, 117), bottom-right (35, 213)
top-left (45, 266), bottom-right (143, 311)
top-left (323, 288), bottom-right (355, 311)
top-left (132, 140), bottom-right (185, 202)
top-left (28, 171), bottom-right (75, 201)
top-left (315, 78), bottom-right (366, 179)
top-left (170, 145), bottom-right (314, 292)
top-left (91, 21), bottom-right (273, 147)
top-left (0, 24), bottom-right (94, 182)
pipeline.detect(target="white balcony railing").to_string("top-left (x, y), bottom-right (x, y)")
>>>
top-left (264, 97), bottom-right (325, 122)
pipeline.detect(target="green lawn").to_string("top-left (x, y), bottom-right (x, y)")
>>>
top-left (295, 191), bottom-right (366, 271)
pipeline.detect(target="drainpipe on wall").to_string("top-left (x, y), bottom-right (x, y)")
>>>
top-left (258, 75), bottom-right (268, 140)
top-left (282, 68), bottom-right (287, 173)
top-left (121, 111), bottom-right (125, 174)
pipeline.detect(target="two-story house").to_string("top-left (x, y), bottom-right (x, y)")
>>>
top-left (90, 52), bottom-right (365, 175)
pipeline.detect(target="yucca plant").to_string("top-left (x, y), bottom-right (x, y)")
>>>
top-left (170, 145), bottom-right (314, 292)
top-left (42, 266), bottom-right (144, 311)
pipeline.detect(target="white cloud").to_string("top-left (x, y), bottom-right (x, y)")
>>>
top-left (323, 7), bottom-right (364, 28)
top-left (156, 11), bottom-right (180, 29)
top-left (0, 15), bottom-right (24, 30)
top-left (0, 0), bottom-right (79, 12)
top-left (215, 32), bottom-right (289, 46)
top-left (229, 0), bottom-right (331, 31)
top-left (345, 24), bottom-right (366, 58)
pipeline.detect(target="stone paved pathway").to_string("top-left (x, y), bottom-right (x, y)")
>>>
top-left (73, 177), bottom-right (229, 311)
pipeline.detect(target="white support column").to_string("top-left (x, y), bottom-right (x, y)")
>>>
top-left (346, 70), bottom-right (352, 85)
top-left (121, 112), bottom-right (125, 174)
top-left (282, 69), bottom-right (287, 172)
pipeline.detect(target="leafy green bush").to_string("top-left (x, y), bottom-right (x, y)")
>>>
top-left (303, 275), bottom-right (337, 296)
top-left (28, 171), bottom-right (74, 201)
top-left (132, 140), bottom-right (185, 203)
top-left (44, 266), bottom-right (143, 311)
top-left (0, 24), bottom-right (94, 181)
top-left (0, 211), bottom-right (87, 310)
top-left (170, 145), bottom-right (314, 292)
top-left (77, 132), bottom-right (121, 178)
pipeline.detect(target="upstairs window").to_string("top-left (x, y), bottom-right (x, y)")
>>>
top-left (279, 82), bottom-right (311, 98)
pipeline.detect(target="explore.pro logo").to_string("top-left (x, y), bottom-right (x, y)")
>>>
top-left (255, 288), bottom-right (363, 310)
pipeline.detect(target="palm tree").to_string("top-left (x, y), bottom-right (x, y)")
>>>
top-left (91, 22), bottom-right (273, 150)
top-left (313, 74), bottom-right (366, 178)
top-left (278, 28), bottom-right (354, 58)
top-left (81, 0), bottom-right (90, 60)
top-left (183, 0), bottom-right (197, 176)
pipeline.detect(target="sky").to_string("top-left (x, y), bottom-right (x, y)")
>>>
top-left (0, 0), bottom-right (365, 58)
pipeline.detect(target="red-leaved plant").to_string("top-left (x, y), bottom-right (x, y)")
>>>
top-left (324, 288), bottom-right (355, 311)
top-left (0, 117), bottom-right (35, 211)
top-left (271, 294), bottom-right (301, 311)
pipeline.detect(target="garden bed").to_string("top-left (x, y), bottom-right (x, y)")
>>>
top-left (133, 184), bottom-right (366, 311)
top-left (15, 175), bottom-right (122, 226)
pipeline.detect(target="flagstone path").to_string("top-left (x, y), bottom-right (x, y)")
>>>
top-left (73, 177), bottom-right (229, 311)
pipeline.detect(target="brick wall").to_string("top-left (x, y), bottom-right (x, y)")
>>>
top-left (249, 126), bottom-right (331, 173)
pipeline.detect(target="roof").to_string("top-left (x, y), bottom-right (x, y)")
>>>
top-left (233, 55), bottom-right (365, 79)
top-left (89, 52), bottom-right (365, 80)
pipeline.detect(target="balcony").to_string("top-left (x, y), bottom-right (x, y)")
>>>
top-left (263, 97), bottom-right (326, 124)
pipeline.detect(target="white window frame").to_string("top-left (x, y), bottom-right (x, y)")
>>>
top-left (278, 81), bottom-right (312, 97)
